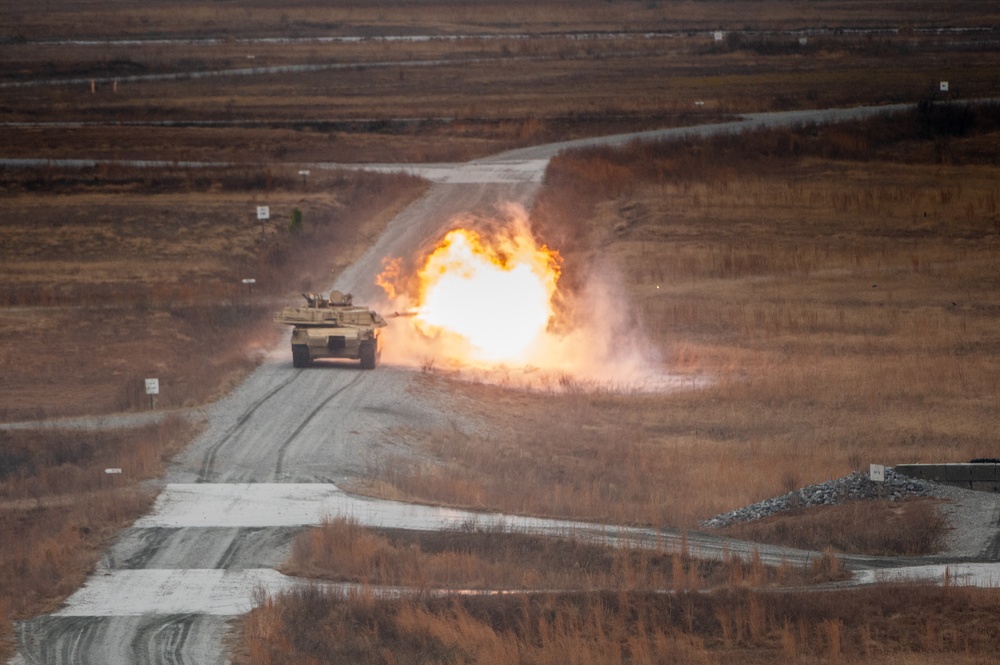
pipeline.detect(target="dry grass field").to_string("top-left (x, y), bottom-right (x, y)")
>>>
top-left (7, 0), bottom-right (998, 40)
top-left (0, 164), bottom-right (425, 660)
top-left (246, 103), bottom-right (1000, 664)
top-left (3, 0), bottom-right (1000, 662)
top-left (356, 104), bottom-right (1000, 530)
top-left (0, 166), bottom-right (426, 421)
top-left (282, 517), bottom-right (845, 592)
top-left (0, 418), bottom-right (190, 621)
top-left (4, 1), bottom-right (1000, 164)
top-left (240, 582), bottom-right (1000, 665)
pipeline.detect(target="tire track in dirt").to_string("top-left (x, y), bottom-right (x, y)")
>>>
top-left (115, 527), bottom-right (175, 570)
top-left (0, 56), bottom-right (503, 89)
top-left (272, 371), bottom-right (367, 481)
top-left (14, 617), bottom-right (99, 665)
top-left (214, 527), bottom-right (267, 570)
top-left (131, 614), bottom-right (196, 665)
top-left (197, 373), bottom-right (300, 483)
top-left (14, 615), bottom-right (217, 665)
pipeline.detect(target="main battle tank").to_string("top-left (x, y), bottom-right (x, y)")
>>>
top-left (274, 291), bottom-right (387, 369)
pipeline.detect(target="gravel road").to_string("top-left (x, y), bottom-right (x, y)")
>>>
top-left (12, 103), bottom-right (1000, 665)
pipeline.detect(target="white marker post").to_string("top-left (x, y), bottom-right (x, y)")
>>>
top-left (870, 463), bottom-right (886, 499)
top-left (242, 277), bottom-right (256, 300)
top-left (298, 169), bottom-right (310, 188)
top-left (145, 377), bottom-right (159, 410)
top-left (256, 205), bottom-right (270, 233)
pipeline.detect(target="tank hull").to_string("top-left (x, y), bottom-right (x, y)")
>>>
top-left (275, 292), bottom-right (386, 369)
top-left (289, 326), bottom-right (380, 368)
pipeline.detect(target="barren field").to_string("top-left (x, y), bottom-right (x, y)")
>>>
top-left (239, 104), bottom-right (1000, 664)
top-left (2, 1), bottom-right (1000, 663)
top-left (0, 167), bottom-right (426, 421)
top-left (4, 0), bottom-right (1000, 164)
top-left (352, 107), bottom-right (1000, 529)
top-left (0, 166), bottom-right (427, 655)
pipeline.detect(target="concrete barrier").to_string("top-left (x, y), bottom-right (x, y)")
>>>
top-left (894, 463), bottom-right (999, 492)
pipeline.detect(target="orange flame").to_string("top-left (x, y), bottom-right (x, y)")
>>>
top-left (376, 206), bottom-right (560, 367)
top-left (413, 219), bottom-right (560, 363)
top-left (376, 204), bottom-right (670, 389)
top-left (375, 257), bottom-right (404, 300)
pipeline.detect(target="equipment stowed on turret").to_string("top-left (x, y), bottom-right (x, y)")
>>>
top-left (274, 291), bottom-right (387, 369)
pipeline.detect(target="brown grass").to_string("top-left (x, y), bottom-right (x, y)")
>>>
top-left (284, 518), bottom-right (838, 593)
top-left (238, 584), bottom-right (1000, 665)
top-left (5, 49), bottom-right (998, 159)
top-left (3, 2), bottom-right (1000, 164)
top-left (10, 0), bottom-right (1000, 41)
top-left (238, 99), bottom-right (997, 663)
top-left (0, 416), bottom-right (193, 621)
top-left (0, 166), bottom-right (426, 421)
top-left (0, 165), bottom-right (425, 660)
top-left (355, 105), bottom-right (1000, 540)
top-left (6, 3), bottom-right (1000, 662)
top-left (722, 498), bottom-right (948, 557)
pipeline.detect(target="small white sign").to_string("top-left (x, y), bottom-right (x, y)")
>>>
top-left (713, 31), bottom-right (724, 42)
top-left (870, 463), bottom-right (885, 483)
top-left (241, 278), bottom-right (256, 285)
top-left (144, 378), bottom-right (159, 395)
top-left (256, 205), bottom-right (270, 220)
top-left (940, 81), bottom-right (949, 92)
top-left (105, 468), bottom-right (122, 474)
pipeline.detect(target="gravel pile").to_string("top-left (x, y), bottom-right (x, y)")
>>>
top-left (701, 468), bottom-right (937, 529)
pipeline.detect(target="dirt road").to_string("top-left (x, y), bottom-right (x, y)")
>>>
top-left (14, 104), bottom-right (997, 665)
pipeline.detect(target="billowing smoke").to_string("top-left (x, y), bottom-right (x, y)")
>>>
top-left (375, 203), bottom-right (667, 390)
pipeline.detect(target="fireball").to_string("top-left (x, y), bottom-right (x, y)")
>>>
top-left (379, 208), bottom-right (561, 366)
top-left (375, 206), bottom-right (668, 387)
top-left (414, 226), bottom-right (560, 363)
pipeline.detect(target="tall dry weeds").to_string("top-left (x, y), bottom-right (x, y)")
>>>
top-left (723, 498), bottom-right (948, 556)
top-left (361, 105), bottom-right (1000, 539)
top-left (0, 169), bottom-right (427, 421)
top-left (0, 417), bottom-right (193, 621)
top-left (283, 518), bottom-right (818, 594)
top-left (238, 584), bottom-right (1000, 665)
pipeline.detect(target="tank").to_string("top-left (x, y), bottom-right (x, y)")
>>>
top-left (274, 291), bottom-right (387, 369)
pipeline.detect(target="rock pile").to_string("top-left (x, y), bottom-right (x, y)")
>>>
top-left (701, 468), bottom-right (937, 529)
